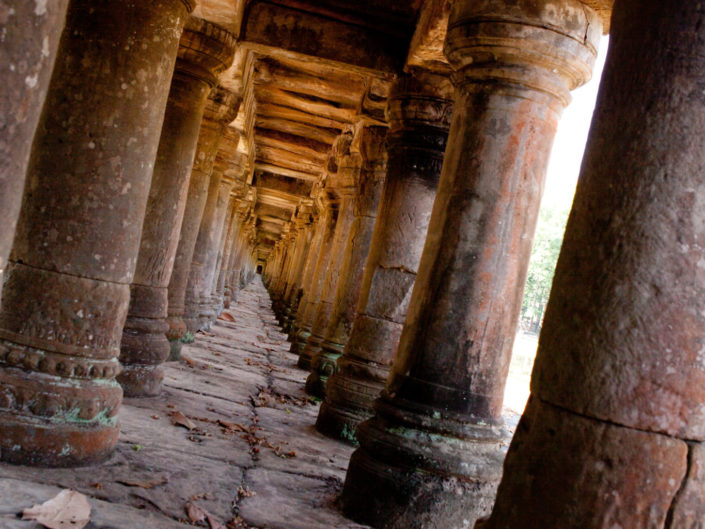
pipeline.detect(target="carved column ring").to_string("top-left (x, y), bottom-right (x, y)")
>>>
top-left (445, 0), bottom-right (602, 104)
top-left (177, 17), bottom-right (238, 87)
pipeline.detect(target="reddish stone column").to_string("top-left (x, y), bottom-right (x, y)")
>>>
top-left (480, 1), bottom-right (705, 527)
top-left (0, 0), bottom-right (195, 466)
top-left (119, 19), bottom-right (236, 397)
top-left (271, 228), bottom-right (296, 322)
top-left (299, 185), bottom-right (356, 371)
top-left (0, 0), bottom-right (69, 300)
top-left (224, 205), bottom-right (252, 307)
top-left (286, 202), bottom-right (325, 334)
top-left (289, 199), bottom-right (337, 355)
top-left (318, 72), bottom-right (453, 440)
top-left (341, 0), bottom-right (600, 525)
top-left (281, 205), bottom-right (315, 332)
top-left (307, 126), bottom-right (387, 397)
top-left (183, 132), bottom-right (243, 331)
top-left (168, 119), bottom-right (238, 347)
top-left (213, 196), bottom-right (240, 313)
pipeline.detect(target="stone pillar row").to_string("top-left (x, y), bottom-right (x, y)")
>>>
top-left (297, 131), bottom-right (358, 371)
top-left (317, 71), bottom-right (454, 440)
top-left (118, 17), bottom-right (237, 397)
top-left (0, 0), bottom-right (197, 466)
top-left (306, 125), bottom-right (388, 398)
top-left (481, 1), bottom-right (705, 527)
top-left (0, 0), bottom-right (259, 465)
top-left (341, 0), bottom-right (601, 527)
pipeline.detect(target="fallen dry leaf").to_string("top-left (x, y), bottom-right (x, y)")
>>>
top-left (116, 476), bottom-right (168, 489)
top-left (22, 490), bottom-right (91, 529)
top-left (218, 312), bottom-right (236, 322)
top-left (186, 502), bottom-right (207, 522)
top-left (170, 410), bottom-right (197, 430)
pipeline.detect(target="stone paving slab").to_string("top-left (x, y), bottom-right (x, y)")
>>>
top-left (0, 279), bottom-right (369, 529)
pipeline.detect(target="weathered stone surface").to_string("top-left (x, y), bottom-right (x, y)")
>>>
top-left (120, 21), bottom-right (237, 398)
top-left (0, 0), bottom-right (194, 466)
top-left (308, 125), bottom-right (387, 398)
top-left (342, 0), bottom-right (600, 525)
top-left (0, 0), bottom-right (69, 300)
top-left (318, 71), bottom-right (453, 440)
top-left (0, 279), bottom-right (369, 529)
top-left (531, 0), bottom-right (705, 441)
top-left (478, 398), bottom-right (688, 529)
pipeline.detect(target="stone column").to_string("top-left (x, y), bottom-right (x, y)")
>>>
top-left (0, 0), bottom-right (195, 467)
top-left (341, 0), bottom-right (600, 526)
top-left (119, 20), bottom-right (236, 397)
top-left (0, 0), bottom-right (70, 300)
top-left (183, 132), bottom-right (243, 331)
top-left (224, 205), bottom-right (252, 307)
top-left (286, 202), bottom-right (326, 336)
top-left (307, 125), bottom-right (387, 397)
top-left (271, 229), bottom-right (295, 321)
top-left (317, 72), bottom-right (453, 440)
top-left (166, 96), bottom-right (240, 354)
top-left (281, 205), bottom-right (315, 332)
top-left (214, 196), bottom-right (240, 312)
top-left (289, 199), bottom-right (338, 355)
top-left (299, 185), bottom-right (356, 372)
top-left (479, 1), bottom-right (705, 527)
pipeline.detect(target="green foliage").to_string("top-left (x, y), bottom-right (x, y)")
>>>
top-left (180, 331), bottom-right (195, 344)
top-left (520, 204), bottom-right (570, 334)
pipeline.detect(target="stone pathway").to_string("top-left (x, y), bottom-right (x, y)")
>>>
top-left (0, 278), bottom-right (370, 529)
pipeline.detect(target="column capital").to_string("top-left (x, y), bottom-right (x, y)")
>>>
top-left (176, 16), bottom-right (237, 87)
top-left (445, 0), bottom-right (601, 104)
top-left (202, 86), bottom-right (241, 127)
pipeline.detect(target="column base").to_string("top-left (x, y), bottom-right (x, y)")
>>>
top-left (116, 364), bottom-right (164, 397)
top-left (316, 362), bottom-right (386, 442)
top-left (316, 401), bottom-right (363, 445)
top-left (305, 340), bottom-right (344, 398)
top-left (341, 398), bottom-right (507, 529)
top-left (0, 411), bottom-right (119, 467)
top-left (119, 316), bottom-right (170, 397)
top-left (298, 333), bottom-right (323, 371)
top-left (289, 327), bottom-right (310, 356)
top-left (166, 314), bottom-right (187, 360)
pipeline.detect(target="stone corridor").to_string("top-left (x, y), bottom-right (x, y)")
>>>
top-left (0, 279), bottom-right (373, 529)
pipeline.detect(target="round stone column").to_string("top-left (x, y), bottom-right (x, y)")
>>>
top-left (317, 72), bottom-right (453, 441)
top-left (341, 0), bottom-right (601, 526)
top-left (281, 205), bottom-right (315, 332)
top-left (183, 132), bottom-right (243, 331)
top-left (118, 20), bottom-right (236, 397)
top-left (289, 199), bottom-right (338, 355)
top-left (480, 1), bottom-right (705, 527)
top-left (0, 0), bottom-right (195, 466)
top-left (286, 202), bottom-right (326, 335)
top-left (307, 126), bottom-right (388, 397)
top-left (271, 228), bottom-right (296, 322)
top-left (0, 0), bottom-right (70, 300)
top-left (166, 98), bottom-right (240, 354)
top-left (214, 196), bottom-right (240, 312)
top-left (298, 187), bottom-right (356, 371)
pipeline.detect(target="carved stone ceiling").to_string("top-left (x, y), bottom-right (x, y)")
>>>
top-left (195, 0), bottom-right (615, 256)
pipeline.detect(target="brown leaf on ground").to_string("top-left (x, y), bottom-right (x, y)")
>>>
top-left (170, 410), bottom-right (197, 430)
top-left (207, 513), bottom-right (227, 529)
top-left (186, 502), bottom-right (208, 522)
top-left (22, 489), bottom-right (91, 529)
top-left (116, 476), bottom-right (168, 489)
top-left (218, 312), bottom-right (236, 322)
top-left (218, 419), bottom-right (248, 432)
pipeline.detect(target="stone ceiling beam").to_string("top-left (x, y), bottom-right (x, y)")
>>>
top-left (256, 146), bottom-right (323, 177)
top-left (241, 1), bottom-right (408, 73)
top-left (255, 86), bottom-right (356, 124)
top-left (257, 103), bottom-right (348, 130)
top-left (254, 163), bottom-right (319, 182)
top-left (255, 117), bottom-right (339, 145)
